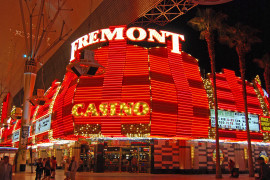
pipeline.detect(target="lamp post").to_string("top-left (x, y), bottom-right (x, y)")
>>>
top-left (16, 58), bottom-right (37, 172)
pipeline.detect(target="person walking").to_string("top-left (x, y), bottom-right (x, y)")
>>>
top-left (131, 156), bottom-right (138, 173)
top-left (228, 159), bottom-right (235, 177)
top-left (35, 158), bottom-right (43, 180)
top-left (42, 158), bottom-right (46, 178)
top-left (43, 157), bottom-right (51, 180)
top-left (0, 156), bottom-right (12, 180)
top-left (256, 157), bottom-right (270, 180)
top-left (51, 157), bottom-right (57, 179)
top-left (69, 156), bottom-right (78, 180)
top-left (64, 159), bottom-right (71, 180)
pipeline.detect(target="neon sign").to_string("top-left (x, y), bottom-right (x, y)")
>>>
top-left (260, 116), bottom-right (270, 132)
top-left (70, 26), bottom-right (185, 61)
top-left (72, 102), bottom-right (150, 117)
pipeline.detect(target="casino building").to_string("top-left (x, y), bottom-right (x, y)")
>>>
top-left (0, 26), bottom-right (269, 173)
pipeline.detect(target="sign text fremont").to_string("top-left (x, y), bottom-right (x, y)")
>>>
top-left (70, 26), bottom-right (185, 61)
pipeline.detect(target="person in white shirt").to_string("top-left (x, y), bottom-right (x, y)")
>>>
top-left (0, 156), bottom-right (12, 180)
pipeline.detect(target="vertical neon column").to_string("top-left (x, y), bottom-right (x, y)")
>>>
top-left (101, 26), bottom-right (127, 136)
top-left (167, 41), bottom-right (193, 137)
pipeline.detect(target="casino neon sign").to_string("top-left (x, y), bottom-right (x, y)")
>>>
top-left (70, 26), bottom-right (185, 61)
top-left (72, 101), bottom-right (150, 117)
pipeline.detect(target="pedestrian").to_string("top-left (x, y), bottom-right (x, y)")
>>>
top-left (51, 156), bottom-right (57, 178)
top-left (35, 158), bottom-right (43, 180)
top-left (43, 157), bottom-right (51, 180)
top-left (128, 155), bottom-right (133, 172)
top-left (256, 157), bottom-right (270, 180)
top-left (42, 158), bottom-right (46, 178)
top-left (69, 156), bottom-right (78, 180)
top-left (0, 156), bottom-right (12, 180)
top-left (131, 156), bottom-right (138, 173)
top-left (228, 159), bottom-right (235, 177)
top-left (79, 158), bottom-right (83, 172)
top-left (64, 159), bottom-right (71, 180)
top-left (91, 156), bottom-right (95, 172)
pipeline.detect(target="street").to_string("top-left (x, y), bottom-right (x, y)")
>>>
top-left (13, 170), bottom-right (257, 180)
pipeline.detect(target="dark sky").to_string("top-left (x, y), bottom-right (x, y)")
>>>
top-left (161, 0), bottom-right (270, 88)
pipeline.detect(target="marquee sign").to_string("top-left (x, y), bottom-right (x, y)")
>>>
top-left (35, 115), bottom-right (52, 134)
top-left (70, 26), bottom-right (185, 61)
top-left (260, 116), bottom-right (270, 132)
top-left (210, 109), bottom-right (260, 131)
top-left (72, 102), bottom-right (150, 117)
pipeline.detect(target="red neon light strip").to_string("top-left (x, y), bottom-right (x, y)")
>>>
top-left (149, 47), bottom-right (178, 137)
top-left (167, 41), bottom-right (194, 137)
top-left (101, 26), bottom-right (127, 136)
top-left (182, 53), bottom-right (209, 138)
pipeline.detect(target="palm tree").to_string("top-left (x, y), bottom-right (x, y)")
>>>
top-left (254, 52), bottom-right (270, 104)
top-left (219, 23), bottom-right (261, 177)
top-left (188, 8), bottom-right (227, 178)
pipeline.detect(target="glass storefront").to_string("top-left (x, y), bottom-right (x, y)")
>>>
top-left (78, 140), bottom-right (151, 173)
top-left (103, 146), bottom-right (150, 173)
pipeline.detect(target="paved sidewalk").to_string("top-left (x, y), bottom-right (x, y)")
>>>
top-left (13, 170), bottom-right (258, 180)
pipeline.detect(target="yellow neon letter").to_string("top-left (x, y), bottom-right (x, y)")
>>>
top-left (119, 102), bottom-right (134, 116)
top-left (84, 103), bottom-right (99, 117)
top-left (99, 103), bottom-right (108, 116)
top-left (72, 104), bottom-right (85, 117)
top-left (133, 102), bottom-right (150, 116)
top-left (109, 102), bottom-right (118, 116)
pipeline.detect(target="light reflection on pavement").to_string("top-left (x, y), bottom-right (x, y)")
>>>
top-left (13, 170), bottom-right (256, 180)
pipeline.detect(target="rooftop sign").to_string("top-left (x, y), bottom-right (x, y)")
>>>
top-left (70, 26), bottom-right (185, 61)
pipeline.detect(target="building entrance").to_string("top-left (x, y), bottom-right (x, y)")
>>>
top-left (103, 146), bottom-right (150, 173)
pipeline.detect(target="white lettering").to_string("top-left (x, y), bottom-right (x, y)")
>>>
top-left (100, 27), bottom-right (125, 42)
top-left (78, 34), bottom-right (90, 49)
top-left (70, 26), bottom-right (185, 61)
top-left (70, 40), bottom-right (78, 62)
top-left (89, 30), bottom-right (100, 44)
top-left (164, 31), bottom-right (185, 54)
top-left (147, 29), bottom-right (166, 43)
top-left (126, 27), bottom-right (147, 41)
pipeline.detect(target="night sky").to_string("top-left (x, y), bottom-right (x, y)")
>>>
top-left (161, 0), bottom-right (270, 88)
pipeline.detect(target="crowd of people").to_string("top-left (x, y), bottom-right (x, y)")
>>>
top-left (34, 156), bottom-right (57, 180)
top-left (34, 156), bottom-right (78, 180)
top-left (1, 154), bottom-right (270, 179)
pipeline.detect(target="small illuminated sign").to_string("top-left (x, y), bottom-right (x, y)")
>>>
top-left (260, 116), bottom-right (270, 132)
top-left (12, 130), bottom-right (20, 142)
top-left (35, 115), bottom-right (52, 134)
top-left (70, 26), bottom-right (185, 61)
top-left (210, 109), bottom-right (259, 131)
top-left (212, 149), bottom-right (224, 164)
top-left (259, 151), bottom-right (269, 164)
top-left (72, 101), bottom-right (150, 117)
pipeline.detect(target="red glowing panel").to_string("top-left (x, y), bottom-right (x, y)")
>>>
top-left (1, 93), bottom-right (10, 123)
top-left (52, 72), bottom-right (76, 138)
top-left (182, 53), bottom-right (209, 138)
top-left (149, 47), bottom-right (178, 137)
top-left (210, 73), bottom-right (237, 111)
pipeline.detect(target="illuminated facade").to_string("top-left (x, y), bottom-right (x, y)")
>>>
top-left (52, 29), bottom-right (210, 139)
top-left (1, 26), bottom-right (269, 173)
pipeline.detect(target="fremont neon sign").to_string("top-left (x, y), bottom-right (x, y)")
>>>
top-left (72, 102), bottom-right (150, 117)
top-left (70, 26), bottom-right (185, 61)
